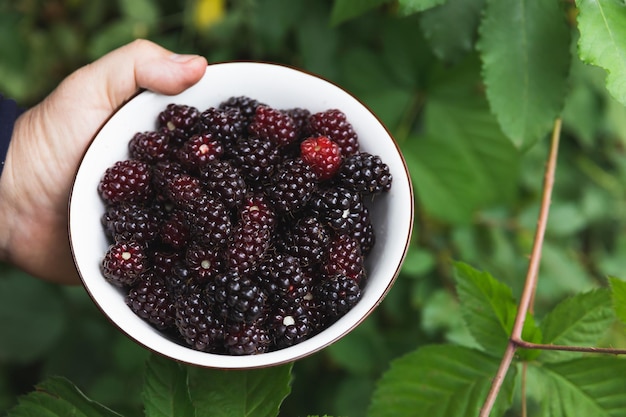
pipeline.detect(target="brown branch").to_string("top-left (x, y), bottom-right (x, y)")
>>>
top-left (512, 337), bottom-right (626, 355)
top-left (478, 119), bottom-right (562, 417)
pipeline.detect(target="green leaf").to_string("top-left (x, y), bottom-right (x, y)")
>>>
top-left (407, 57), bottom-right (520, 224)
top-left (142, 354), bottom-right (194, 417)
top-left (420, 0), bottom-right (486, 63)
top-left (7, 377), bottom-right (123, 417)
top-left (118, 0), bottom-right (159, 26)
top-left (187, 363), bottom-right (293, 417)
top-left (368, 344), bottom-right (517, 417)
top-left (608, 276), bottom-right (626, 326)
top-left (0, 268), bottom-right (66, 363)
top-left (576, 0), bottom-right (626, 107)
top-left (539, 289), bottom-right (615, 363)
top-left (397, 0), bottom-right (447, 16)
top-left (528, 358), bottom-right (626, 417)
top-left (478, 0), bottom-right (571, 149)
top-left (454, 262), bottom-right (541, 357)
top-left (330, 0), bottom-right (391, 25)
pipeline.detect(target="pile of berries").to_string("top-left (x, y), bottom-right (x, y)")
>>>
top-left (98, 96), bottom-right (392, 355)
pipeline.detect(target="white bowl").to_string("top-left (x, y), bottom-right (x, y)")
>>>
top-left (69, 62), bottom-right (414, 369)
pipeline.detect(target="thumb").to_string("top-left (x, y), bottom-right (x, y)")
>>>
top-left (75, 39), bottom-right (208, 111)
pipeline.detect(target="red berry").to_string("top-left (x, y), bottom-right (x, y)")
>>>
top-left (300, 136), bottom-right (342, 181)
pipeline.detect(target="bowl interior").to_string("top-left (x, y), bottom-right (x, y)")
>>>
top-left (69, 62), bottom-right (414, 368)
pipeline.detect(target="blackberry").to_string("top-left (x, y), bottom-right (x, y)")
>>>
top-left (352, 205), bottom-right (375, 255)
top-left (337, 152), bottom-right (392, 194)
top-left (324, 235), bottom-right (365, 283)
top-left (268, 158), bottom-right (318, 214)
top-left (98, 160), bottom-right (152, 204)
top-left (309, 186), bottom-right (364, 234)
top-left (184, 194), bottom-right (232, 248)
top-left (166, 173), bottom-right (205, 211)
top-left (219, 95), bottom-right (264, 123)
top-left (195, 106), bottom-right (246, 150)
top-left (231, 136), bottom-right (281, 183)
top-left (315, 274), bottom-right (362, 319)
top-left (269, 301), bottom-right (314, 349)
top-left (150, 250), bottom-right (182, 278)
top-left (126, 273), bottom-right (175, 330)
top-left (176, 132), bottom-right (224, 172)
top-left (248, 106), bottom-right (298, 148)
top-left (207, 271), bottom-right (266, 323)
top-left (223, 317), bottom-right (271, 355)
top-left (129, 131), bottom-right (172, 164)
top-left (102, 203), bottom-right (160, 244)
top-left (158, 103), bottom-right (200, 147)
top-left (175, 290), bottom-right (224, 353)
top-left (308, 109), bottom-right (359, 156)
top-left (159, 209), bottom-right (190, 249)
top-left (240, 192), bottom-right (276, 231)
top-left (185, 241), bottom-right (223, 282)
top-left (280, 215), bottom-right (330, 266)
top-left (102, 240), bottom-right (148, 287)
top-left (283, 107), bottom-right (311, 139)
top-left (300, 136), bottom-right (342, 181)
top-left (258, 252), bottom-right (312, 304)
top-left (226, 222), bottom-right (272, 276)
top-left (200, 160), bottom-right (247, 209)
top-left (152, 161), bottom-right (185, 196)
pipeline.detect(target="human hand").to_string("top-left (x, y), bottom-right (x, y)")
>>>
top-left (0, 39), bottom-right (208, 284)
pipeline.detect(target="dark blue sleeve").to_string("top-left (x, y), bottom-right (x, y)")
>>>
top-left (0, 95), bottom-right (25, 175)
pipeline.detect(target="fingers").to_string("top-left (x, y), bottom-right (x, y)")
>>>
top-left (74, 39), bottom-right (208, 111)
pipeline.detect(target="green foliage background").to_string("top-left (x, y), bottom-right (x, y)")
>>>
top-left (2, 0), bottom-right (626, 416)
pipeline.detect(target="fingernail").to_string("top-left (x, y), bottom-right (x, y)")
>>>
top-left (169, 53), bottom-right (202, 63)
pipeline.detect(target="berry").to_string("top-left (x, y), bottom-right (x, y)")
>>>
top-left (152, 161), bottom-right (185, 196)
top-left (280, 216), bottom-right (330, 266)
top-left (300, 136), bottom-right (342, 181)
top-left (309, 186), bottom-right (364, 234)
top-left (258, 252), bottom-right (311, 303)
top-left (98, 160), bottom-right (152, 204)
top-left (158, 103), bottom-right (200, 147)
top-left (102, 203), bottom-right (160, 244)
top-left (248, 106), bottom-right (298, 147)
top-left (268, 158), bottom-right (318, 214)
top-left (185, 241), bottom-right (223, 282)
top-left (175, 290), bottom-right (224, 353)
top-left (240, 192), bottom-right (276, 230)
top-left (207, 271), bottom-right (266, 323)
top-left (126, 273), bottom-right (175, 330)
top-left (337, 152), bottom-right (392, 194)
top-left (226, 222), bottom-right (272, 276)
top-left (195, 106), bottom-right (246, 148)
top-left (159, 209), bottom-right (190, 249)
top-left (200, 160), bottom-right (247, 209)
top-left (129, 131), bottom-right (172, 164)
top-left (166, 173), bottom-right (205, 210)
top-left (352, 205), bottom-right (375, 255)
top-left (219, 95), bottom-right (264, 123)
top-left (269, 301), bottom-right (313, 349)
top-left (307, 109), bottom-right (359, 156)
top-left (223, 318), bottom-right (271, 355)
top-left (176, 132), bottom-right (224, 172)
top-left (315, 274), bottom-right (362, 319)
top-left (324, 235), bottom-right (364, 283)
top-left (231, 136), bottom-right (281, 183)
top-left (102, 240), bottom-right (148, 287)
top-left (184, 194), bottom-right (232, 247)
top-left (283, 107), bottom-right (311, 139)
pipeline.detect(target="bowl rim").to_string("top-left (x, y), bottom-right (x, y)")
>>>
top-left (68, 60), bottom-right (414, 369)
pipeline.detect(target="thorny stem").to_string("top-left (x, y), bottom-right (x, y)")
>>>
top-left (478, 119), bottom-right (562, 417)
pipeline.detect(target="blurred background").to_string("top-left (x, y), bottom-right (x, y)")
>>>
top-left (1, 0), bottom-right (626, 416)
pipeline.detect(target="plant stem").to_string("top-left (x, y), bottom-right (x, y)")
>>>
top-left (478, 119), bottom-right (562, 417)
top-left (512, 338), bottom-right (626, 355)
